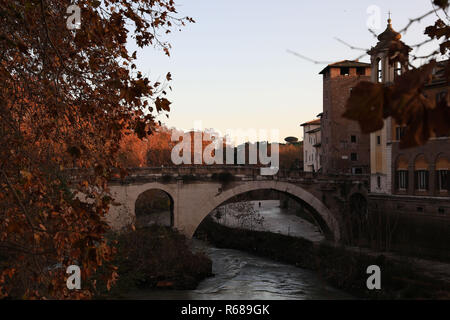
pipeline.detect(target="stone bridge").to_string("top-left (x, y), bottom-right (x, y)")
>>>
top-left (99, 166), bottom-right (369, 243)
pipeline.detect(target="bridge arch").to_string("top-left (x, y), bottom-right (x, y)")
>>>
top-left (187, 180), bottom-right (340, 241)
top-left (135, 188), bottom-right (175, 227)
top-left (109, 182), bottom-right (178, 230)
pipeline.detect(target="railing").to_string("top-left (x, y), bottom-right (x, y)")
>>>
top-left (65, 166), bottom-right (369, 183)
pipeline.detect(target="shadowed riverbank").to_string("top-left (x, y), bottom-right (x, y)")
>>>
top-left (196, 215), bottom-right (450, 299)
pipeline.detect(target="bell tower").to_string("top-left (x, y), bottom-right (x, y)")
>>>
top-left (368, 15), bottom-right (405, 85)
top-left (368, 16), bottom-right (410, 194)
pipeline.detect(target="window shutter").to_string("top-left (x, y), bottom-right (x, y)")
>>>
top-left (395, 171), bottom-right (399, 190)
top-left (435, 170), bottom-right (443, 191)
top-left (414, 171), bottom-right (418, 190)
top-left (444, 171), bottom-right (449, 190)
top-left (406, 172), bottom-right (409, 189)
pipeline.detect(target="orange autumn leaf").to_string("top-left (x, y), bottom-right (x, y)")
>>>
top-left (343, 81), bottom-right (386, 134)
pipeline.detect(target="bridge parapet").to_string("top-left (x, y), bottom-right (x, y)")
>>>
top-left (65, 166), bottom-right (369, 187)
top-left (80, 166), bottom-right (371, 242)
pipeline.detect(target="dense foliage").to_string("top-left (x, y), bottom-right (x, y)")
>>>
top-left (0, 0), bottom-right (192, 298)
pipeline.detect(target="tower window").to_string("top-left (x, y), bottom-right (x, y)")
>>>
top-left (377, 176), bottom-right (381, 188)
top-left (394, 62), bottom-right (402, 78)
top-left (377, 58), bottom-right (382, 83)
top-left (377, 135), bottom-right (381, 145)
top-left (340, 67), bottom-right (350, 76)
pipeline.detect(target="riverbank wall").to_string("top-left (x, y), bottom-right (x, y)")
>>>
top-left (196, 216), bottom-right (450, 299)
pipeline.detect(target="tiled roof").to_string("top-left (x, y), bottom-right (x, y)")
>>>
top-left (306, 127), bottom-right (321, 134)
top-left (301, 119), bottom-right (321, 126)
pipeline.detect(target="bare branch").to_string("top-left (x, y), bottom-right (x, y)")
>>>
top-left (286, 50), bottom-right (332, 65)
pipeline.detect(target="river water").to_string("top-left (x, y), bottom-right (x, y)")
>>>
top-left (126, 201), bottom-right (352, 300)
top-left (211, 200), bottom-right (325, 242)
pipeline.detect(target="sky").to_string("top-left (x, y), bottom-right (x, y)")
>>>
top-left (128, 0), bottom-right (440, 143)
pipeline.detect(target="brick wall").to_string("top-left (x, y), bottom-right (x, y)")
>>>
top-left (321, 67), bottom-right (371, 174)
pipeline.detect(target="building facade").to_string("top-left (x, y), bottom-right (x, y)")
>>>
top-left (318, 61), bottom-right (372, 175)
top-left (301, 119), bottom-right (321, 172)
top-left (368, 18), bottom-right (449, 216)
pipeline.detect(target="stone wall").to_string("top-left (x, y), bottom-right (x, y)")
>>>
top-left (369, 194), bottom-right (450, 261)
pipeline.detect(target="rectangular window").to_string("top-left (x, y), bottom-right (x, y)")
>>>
top-left (351, 153), bottom-right (358, 161)
top-left (396, 170), bottom-right (408, 190)
top-left (437, 170), bottom-right (448, 191)
top-left (377, 135), bottom-right (381, 145)
top-left (396, 126), bottom-right (406, 141)
top-left (415, 170), bottom-right (429, 191)
top-left (377, 176), bottom-right (381, 188)
top-left (351, 135), bottom-right (357, 143)
top-left (340, 67), bottom-right (350, 76)
top-left (436, 91), bottom-right (447, 104)
top-left (357, 67), bottom-right (366, 76)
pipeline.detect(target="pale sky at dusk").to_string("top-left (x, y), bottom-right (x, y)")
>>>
top-left (128, 0), bottom-right (439, 143)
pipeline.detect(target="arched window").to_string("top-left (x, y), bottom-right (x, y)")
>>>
top-left (436, 154), bottom-right (449, 192)
top-left (394, 62), bottom-right (402, 78)
top-left (414, 154), bottom-right (429, 191)
top-left (377, 58), bottom-right (382, 83)
top-left (395, 155), bottom-right (408, 191)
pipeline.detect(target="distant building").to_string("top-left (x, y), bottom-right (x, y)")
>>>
top-left (301, 119), bottom-right (321, 172)
top-left (298, 140), bottom-right (304, 171)
top-left (318, 60), bottom-right (372, 175)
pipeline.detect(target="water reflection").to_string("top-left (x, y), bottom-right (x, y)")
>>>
top-left (125, 240), bottom-right (352, 300)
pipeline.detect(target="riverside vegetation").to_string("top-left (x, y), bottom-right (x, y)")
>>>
top-left (96, 226), bottom-right (212, 298)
